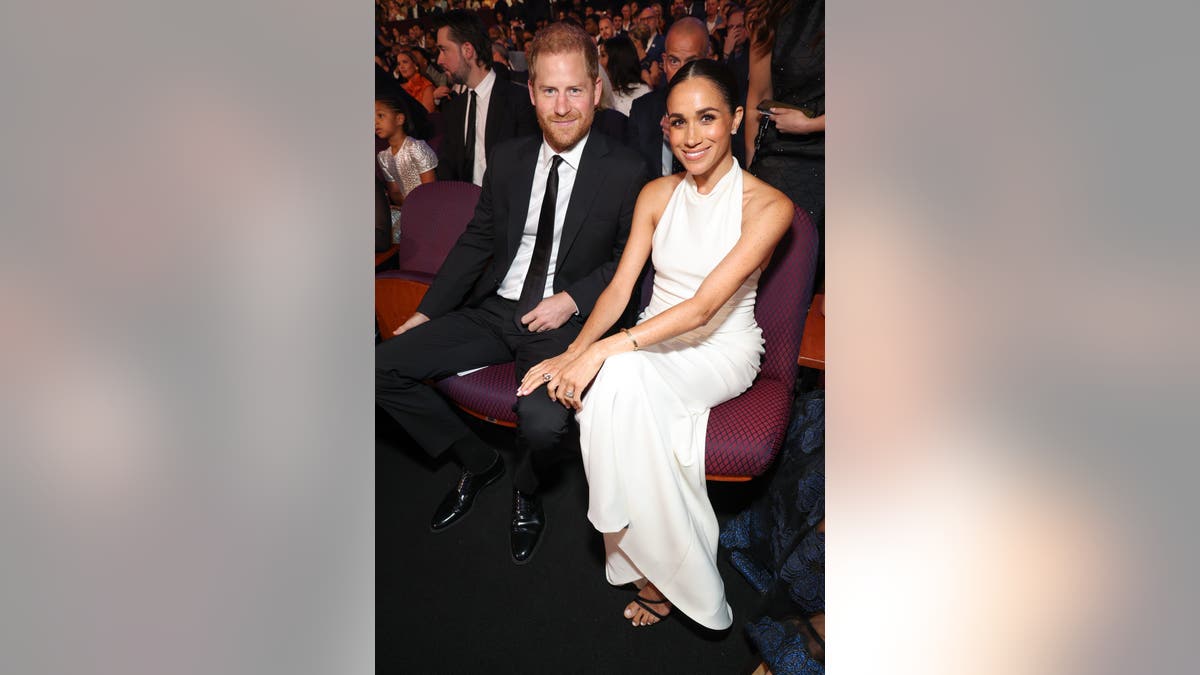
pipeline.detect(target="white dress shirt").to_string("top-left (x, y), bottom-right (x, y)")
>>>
top-left (497, 134), bottom-right (591, 305)
top-left (466, 69), bottom-right (497, 186)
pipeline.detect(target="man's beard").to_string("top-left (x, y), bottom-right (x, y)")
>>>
top-left (631, 24), bottom-right (651, 42)
top-left (540, 113), bottom-right (591, 152)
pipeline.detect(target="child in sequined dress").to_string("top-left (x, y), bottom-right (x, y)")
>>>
top-left (375, 96), bottom-right (438, 243)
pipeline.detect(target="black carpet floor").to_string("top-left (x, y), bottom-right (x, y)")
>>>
top-left (378, 409), bottom-right (773, 674)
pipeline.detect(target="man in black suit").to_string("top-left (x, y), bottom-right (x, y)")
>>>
top-left (432, 10), bottom-right (538, 184)
top-left (377, 22), bottom-right (648, 564)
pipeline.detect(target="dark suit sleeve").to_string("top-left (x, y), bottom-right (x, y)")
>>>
top-left (509, 81), bottom-right (538, 139)
top-left (625, 99), bottom-right (660, 179)
top-left (563, 159), bottom-right (648, 317)
top-left (417, 160), bottom-right (500, 318)
top-left (436, 96), bottom-right (463, 181)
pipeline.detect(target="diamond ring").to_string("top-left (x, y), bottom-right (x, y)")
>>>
top-left (542, 373), bottom-right (552, 381)
top-left (565, 390), bottom-right (575, 398)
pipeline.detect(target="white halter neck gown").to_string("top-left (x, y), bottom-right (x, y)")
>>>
top-left (577, 162), bottom-right (764, 630)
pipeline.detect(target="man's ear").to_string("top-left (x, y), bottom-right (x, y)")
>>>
top-left (592, 77), bottom-right (603, 108)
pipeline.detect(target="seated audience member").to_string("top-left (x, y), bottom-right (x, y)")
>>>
top-left (492, 41), bottom-right (528, 84)
top-left (613, 14), bottom-right (626, 34)
top-left (597, 14), bottom-right (616, 40)
top-left (409, 21), bottom-right (434, 51)
top-left (720, 3), bottom-right (748, 97)
top-left (625, 16), bottom-right (711, 176)
top-left (376, 21), bottom-right (648, 566)
top-left (702, 0), bottom-right (722, 33)
top-left (670, 0), bottom-right (690, 24)
top-left (631, 5), bottom-right (665, 78)
top-left (518, 59), bottom-right (792, 631)
top-left (396, 48), bottom-right (438, 112)
top-left (376, 95), bottom-right (439, 241)
top-left (603, 35), bottom-right (651, 115)
top-left (432, 10), bottom-right (538, 184)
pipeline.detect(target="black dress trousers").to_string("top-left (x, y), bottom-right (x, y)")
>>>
top-left (375, 295), bottom-right (582, 481)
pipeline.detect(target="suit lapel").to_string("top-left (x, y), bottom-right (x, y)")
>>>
top-left (555, 133), bottom-right (609, 270)
top-left (505, 137), bottom-right (540, 264)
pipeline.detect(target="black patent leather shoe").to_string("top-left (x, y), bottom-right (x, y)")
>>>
top-left (429, 455), bottom-right (504, 532)
top-left (510, 489), bottom-right (545, 565)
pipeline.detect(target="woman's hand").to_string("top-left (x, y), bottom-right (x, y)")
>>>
top-left (544, 347), bottom-right (606, 411)
top-left (517, 348), bottom-right (582, 398)
top-left (769, 109), bottom-right (825, 135)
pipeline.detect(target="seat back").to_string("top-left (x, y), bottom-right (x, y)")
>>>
top-left (700, 205), bottom-right (820, 479)
top-left (757, 205), bottom-right (820, 384)
top-left (393, 181), bottom-right (482, 279)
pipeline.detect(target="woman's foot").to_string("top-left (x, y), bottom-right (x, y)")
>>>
top-left (623, 582), bottom-right (672, 627)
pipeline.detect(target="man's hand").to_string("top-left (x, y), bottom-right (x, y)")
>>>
top-left (519, 292), bottom-right (578, 333)
top-left (393, 311), bottom-right (430, 336)
top-left (723, 24), bottom-right (746, 56)
top-left (432, 85), bottom-right (452, 102)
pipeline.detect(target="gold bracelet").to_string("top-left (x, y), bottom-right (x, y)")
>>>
top-left (620, 328), bottom-right (640, 351)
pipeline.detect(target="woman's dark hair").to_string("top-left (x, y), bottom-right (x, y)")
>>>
top-left (745, 0), bottom-right (792, 52)
top-left (432, 10), bottom-right (494, 69)
top-left (666, 59), bottom-right (740, 112)
top-left (375, 95), bottom-right (416, 137)
top-left (602, 35), bottom-right (643, 96)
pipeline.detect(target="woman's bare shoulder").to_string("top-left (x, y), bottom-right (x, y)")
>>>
top-left (639, 174), bottom-right (685, 213)
top-left (741, 170), bottom-right (793, 224)
top-left (642, 174), bottom-right (684, 200)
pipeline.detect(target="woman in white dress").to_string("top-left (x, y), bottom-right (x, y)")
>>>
top-left (518, 60), bottom-right (793, 630)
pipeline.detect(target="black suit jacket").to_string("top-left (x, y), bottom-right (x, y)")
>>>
top-left (625, 87), bottom-right (668, 178)
top-left (418, 132), bottom-right (649, 323)
top-left (436, 75), bottom-right (538, 182)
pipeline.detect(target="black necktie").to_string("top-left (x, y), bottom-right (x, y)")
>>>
top-left (464, 90), bottom-right (478, 181)
top-left (515, 155), bottom-right (563, 330)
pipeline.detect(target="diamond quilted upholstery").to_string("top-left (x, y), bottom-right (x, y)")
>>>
top-left (705, 379), bottom-right (793, 476)
top-left (435, 362), bottom-right (519, 426)
top-left (393, 181), bottom-right (481, 277)
top-left (704, 205), bottom-right (819, 477)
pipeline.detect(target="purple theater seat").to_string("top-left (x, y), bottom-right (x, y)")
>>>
top-left (391, 181), bottom-right (481, 285)
top-left (703, 205), bottom-right (819, 478)
top-left (434, 205), bottom-right (819, 480)
top-left (435, 363), bottom-right (518, 427)
top-left (375, 181), bottom-right (482, 336)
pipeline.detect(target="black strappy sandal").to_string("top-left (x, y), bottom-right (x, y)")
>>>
top-left (631, 593), bottom-right (671, 623)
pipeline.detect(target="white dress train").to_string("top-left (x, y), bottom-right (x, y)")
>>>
top-left (577, 162), bottom-right (764, 630)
